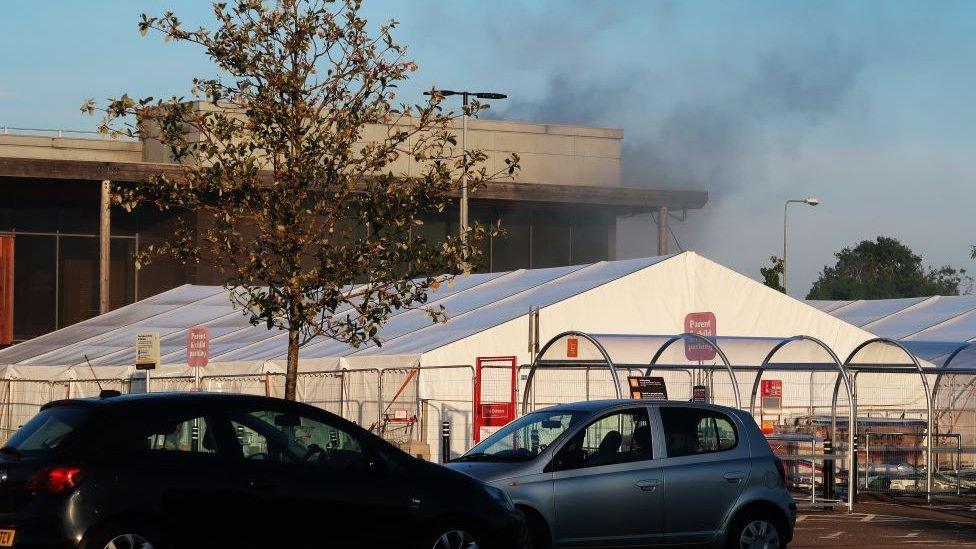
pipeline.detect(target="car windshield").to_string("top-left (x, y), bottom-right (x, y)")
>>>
top-left (3, 406), bottom-right (92, 456)
top-left (456, 410), bottom-right (588, 462)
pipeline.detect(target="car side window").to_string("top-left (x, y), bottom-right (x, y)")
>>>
top-left (229, 408), bottom-right (365, 471)
top-left (110, 414), bottom-right (220, 456)
top-left (659, 407), bottom-right (738, 458)
top-left (146, 416), bottom-right (218, 454)
top-left (552, 408), bottom-right (652, 471)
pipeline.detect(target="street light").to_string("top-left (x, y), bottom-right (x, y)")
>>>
top-left (783, 197), bottom-right (820, 295)
top-left (424, 89), bottom-right (508, 238)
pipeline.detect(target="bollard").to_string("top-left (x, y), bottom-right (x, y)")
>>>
top-left (823, 438), bottom-right (835, 501)
top-left (851, 433), bottom-right (859, 504)
top-left (441, 421), bottom-right (451, 463)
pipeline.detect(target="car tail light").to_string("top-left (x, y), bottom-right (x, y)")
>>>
top-left (26, 466), bottom-right (85, 494)
top-left (774, 458), bottom-right (787, 484)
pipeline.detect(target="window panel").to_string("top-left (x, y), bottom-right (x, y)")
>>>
top-left (12, 234), bottom-right (56, 340)
top-left (230, 409), bottom-right (364, 471)
top-left (492, 204), bottom-right (531, 272)
top-left (553, 408), bottom-right (652, 470)
top-left (659, 407), bottom-right (739, 458)
top-left (530, 208), bottom-right (571, 269)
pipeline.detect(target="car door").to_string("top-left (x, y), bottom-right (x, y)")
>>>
top-left (550, 406), bottom-right (663, 547)
top-left (97, 405), bottom-right (251, 546)
top-left (225, 403), bottom-right (416, 548)
top-left (655, 405), bottom-right (751, 545)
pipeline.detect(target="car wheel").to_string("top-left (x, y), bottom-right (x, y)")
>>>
top-left (728, 512), bottom-right (786, 549)
top-left (430, 528), bottom-right (480, 549)
top-left (83, 521), bottom-right (160, 549)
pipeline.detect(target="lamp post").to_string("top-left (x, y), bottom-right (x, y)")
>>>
top-left (783, 197), bottom-right (820, 294)
top-left (423, 89), bottom-right (508, 238)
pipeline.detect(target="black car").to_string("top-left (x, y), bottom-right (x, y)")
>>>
top-left (0, 392), bottom-right (525, 549)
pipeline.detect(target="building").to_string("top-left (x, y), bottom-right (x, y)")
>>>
top-left (0, 118), bottom-right (707, 344)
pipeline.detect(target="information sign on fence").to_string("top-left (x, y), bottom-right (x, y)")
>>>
top-left (692, 384), bottom-right (709, 403)
top-left (135, 332), bottom-right (160, 371)
top-left (628, 376), bottom-right (668, 400)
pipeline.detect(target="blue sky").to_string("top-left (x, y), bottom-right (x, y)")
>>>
top-left (2, 1), bottom-right (974, 297)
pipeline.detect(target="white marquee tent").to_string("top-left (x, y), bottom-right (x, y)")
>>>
top-left (1, 252), bottom-right (879, 455)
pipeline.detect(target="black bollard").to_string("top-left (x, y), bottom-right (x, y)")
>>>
top-left (441, 421), bottom-right (451, 463)
top-left (823, 438), bottom-right (835, 501)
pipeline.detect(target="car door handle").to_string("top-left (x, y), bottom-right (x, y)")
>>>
top-left (724, 472), bottom-right (745, 483)
top-left (636, 479), bottom-right (660, 491)
top-left (248, 477), bottom-right (275, 492)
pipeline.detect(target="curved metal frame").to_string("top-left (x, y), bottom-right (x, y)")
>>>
top-left (844, 337), bottom-right (934, 503)
top-left (931, 342), bottom-right (976, 404)
top-left (521, 331), bottom-right (622, 414)
top-left (645, 332), bottom-right (741, 408)
top-left (754, 335), bottom-right (856, 510)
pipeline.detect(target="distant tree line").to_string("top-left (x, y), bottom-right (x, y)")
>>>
top-left (805, 236), bottom-right (970, 300)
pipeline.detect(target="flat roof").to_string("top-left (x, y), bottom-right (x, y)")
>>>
top-left (0, 156), bottom-right (708, 210)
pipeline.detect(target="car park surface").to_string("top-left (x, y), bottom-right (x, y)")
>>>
top-left (0, 392), bottom-right (525, 549)
top-left (447, 399), bottom-right (796, 548)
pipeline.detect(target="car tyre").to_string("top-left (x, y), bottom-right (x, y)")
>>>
top-left (727, 511), bottom-right (787, 549)
top-left (83, 520), bottom-right (161, 549)
top-left (427, 522), bottom-right (482, 549)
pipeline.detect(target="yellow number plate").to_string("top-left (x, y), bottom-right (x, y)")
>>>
top-left (0, 529), bottom-right (14, 547)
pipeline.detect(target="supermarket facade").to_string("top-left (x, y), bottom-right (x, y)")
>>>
top-left (0, 118), bottom-right (708, 344)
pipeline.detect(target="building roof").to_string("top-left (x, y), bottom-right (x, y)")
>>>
top-left (0, 124), bottom-right (708, 210)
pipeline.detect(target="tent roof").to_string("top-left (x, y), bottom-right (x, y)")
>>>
top-left (809, 295), bottom-right (976, 372)
top-left (0, 256), bottom-right (670, 369)
top-left (808, 295), bottom-right (976, 342)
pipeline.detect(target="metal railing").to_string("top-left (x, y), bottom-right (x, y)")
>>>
top-left (0, 125), bottom-right (130, 140)
top-left (766, 433), bottom-right (849, 510)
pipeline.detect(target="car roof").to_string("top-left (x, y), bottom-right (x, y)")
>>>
top-left (43, 391), bottom-right (281, 410)
top-left (533, 398), bottom-right (741, 414)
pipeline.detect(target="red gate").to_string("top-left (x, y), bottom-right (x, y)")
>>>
top-left (473, 356), bottom-right (517, 444)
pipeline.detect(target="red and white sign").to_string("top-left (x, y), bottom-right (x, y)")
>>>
top-left (760, 379), bottom-right (783, 414)
top-left (480, 402), bottom-right (512, 419)
top-left (684, 312), bottom-right (717, 361)
top-left (566, 337), bottom-right (579, 358)
top-left (186, 327), bottom-right (210, 368)
top-left (761, 379), bottom-right (783, 398)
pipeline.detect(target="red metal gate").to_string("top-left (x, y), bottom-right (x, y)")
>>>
top-left (473, 356), bottom-right (518, 444)
top-left (0, 235), bottom-right (13, 346)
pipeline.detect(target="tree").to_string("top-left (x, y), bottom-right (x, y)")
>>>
top-left (806, 236), bottom-right (969, 300)
top-left (760, 256), bottom-right (785, 293)
top-left (84, 0), bottom-right (518, 400)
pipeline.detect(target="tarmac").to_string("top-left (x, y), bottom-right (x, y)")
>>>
top-left (793, 495), bottom-right (976, 547)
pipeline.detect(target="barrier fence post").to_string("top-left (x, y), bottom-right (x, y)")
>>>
top-left (441, 421), bottom-right (451, 463)
top-left (851, 433), bottom-right (859, 504)
top-left (823, 438), bottom-right (835, 501)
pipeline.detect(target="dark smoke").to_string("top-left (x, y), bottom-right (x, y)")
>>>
top-left (496, 44), bottom-right (864, 197)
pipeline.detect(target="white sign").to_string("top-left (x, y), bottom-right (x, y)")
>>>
top-left (136, 332), bottom-right (160, 370)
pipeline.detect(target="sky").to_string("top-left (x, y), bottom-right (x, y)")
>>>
top-left (2, 1), bottom-right (974, 297)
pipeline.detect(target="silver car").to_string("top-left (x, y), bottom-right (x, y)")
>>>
top-left (446, 400), bottom-right (796, 548)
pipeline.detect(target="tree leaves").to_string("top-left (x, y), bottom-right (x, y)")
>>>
top-left (806, 236), bottom-right (970, 299)
top-left (86, 0), bottom-right (520, 400)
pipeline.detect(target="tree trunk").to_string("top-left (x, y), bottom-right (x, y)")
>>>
top-left (284, 326), bottom-right (300, 401)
